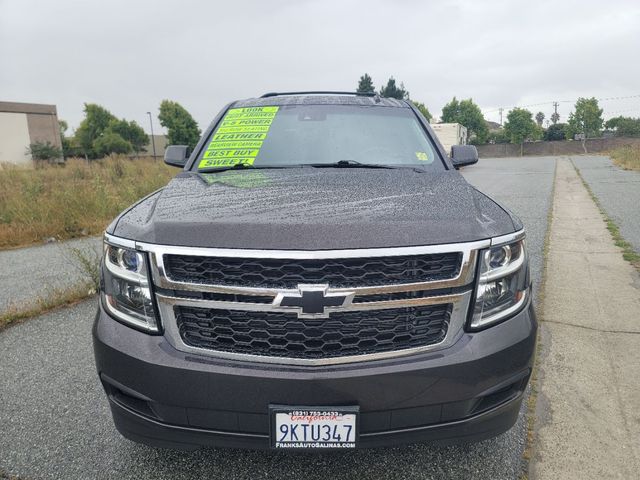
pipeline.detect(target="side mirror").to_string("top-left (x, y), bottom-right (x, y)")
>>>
top-left (450, 145), bottom-right (479, 169)
top-left (164, 145), bottom-right (190, 168)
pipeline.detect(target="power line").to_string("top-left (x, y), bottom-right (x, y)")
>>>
top-left (604, 106), bottom-right (640, 116)
top-left (483, 101), bottom-right (555, 114)
top-left (482, 93), bottom-right (640, 114)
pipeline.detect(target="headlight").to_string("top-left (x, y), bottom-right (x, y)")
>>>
top-left (101, 239), bottom-right (159, 333)
top-left (470, 235), bottom-right (530, 330)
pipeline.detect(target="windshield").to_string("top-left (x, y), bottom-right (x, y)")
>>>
top-left (196, 104), bottom-right (443, 171)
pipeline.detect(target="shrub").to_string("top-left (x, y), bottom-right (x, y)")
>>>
top-left (27, 141), bottom-right (63, 163)
top-left (544, 123), bottom-right (567, 141)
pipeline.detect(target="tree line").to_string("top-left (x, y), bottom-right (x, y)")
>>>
top-left (41, 100), bottom-right (202, 161)
top-left (357, 73), bottom-right (432, 122)
top-left (355, 73), bottom-right (640, 149)
top-left (34, 82), bottom-right (639, 163)
top-left (490, 98), bottom-right (639, 148)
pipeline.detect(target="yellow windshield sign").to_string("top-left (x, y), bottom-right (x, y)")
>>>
top-left (199, 106), bottom-right (279, 169)
top-left (199, 157), bottom-right (257, 168)
top-left (202, 149), bottom-right (261, 159)
top-left (224, 106), bottom-right (278, 117)
top-left (205, 140), bottom-right (264, 150)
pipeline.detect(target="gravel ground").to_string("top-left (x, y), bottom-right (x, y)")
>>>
top-left (0, 157), bottom-right (556, 480)
top-left (0, 237), bottom-right (102, 315)
top-left (571, 155), bottom-right (640, 252)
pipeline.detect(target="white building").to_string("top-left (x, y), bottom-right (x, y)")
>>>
top-left (430, 123), bottom-right (467, 154)
top-left (0, 101), bottom-right (62, 166)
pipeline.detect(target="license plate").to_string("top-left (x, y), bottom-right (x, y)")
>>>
top-left (270, 406), bottom-right (358, 449)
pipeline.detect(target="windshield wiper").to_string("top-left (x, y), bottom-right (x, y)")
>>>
top-left (305, 160), bottom-right (398, 169)
top-left (198, 163), bottom-right (300, 174)
top-left (199, 159), bottom-right (408, 173)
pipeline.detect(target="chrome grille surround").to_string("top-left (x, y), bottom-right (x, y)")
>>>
top-left (106, 233), bottom-right (495, 366)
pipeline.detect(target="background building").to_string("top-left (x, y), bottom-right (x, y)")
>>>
top-left (430, 123), bottom-right (467, 154)
top-left (140, 134), bottom-right (168, 158)
top-left (0, 101), bottom-right (62, 166)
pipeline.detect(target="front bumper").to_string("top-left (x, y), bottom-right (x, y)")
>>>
top-left (93, 300), bottom-right (537, 450)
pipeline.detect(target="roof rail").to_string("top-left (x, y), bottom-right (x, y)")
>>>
top-left (260, 91), bottom-right (376, 98)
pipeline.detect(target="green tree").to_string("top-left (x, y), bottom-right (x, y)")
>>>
top-left (535, 111), bottom-right (545, 127)
top-left (411, 101), bottom-right (432, 122)
top-left (107, 119), bottom-right (149, 154)
top-left (605, 116), bottom-right (640, 137)
top-left (550, 111), bottom-right (560, 124)
top-left (544, 123), bottom-right (567, 141)
top-left (504, 108), bottom-right (537, 155)
top-left (74, 103), bottom-right (117, 158)
top-left (59, 120), bottom-right (73, 158)
top-left (565, 97), bottom-right (603, 139)
top-left (379, 77), bottom-right (409, 99)
top-left (59, 119), bottom-right (68, 136)
top-left (93, 131), bottom-right (132, 157)
top-left (604, 116), bottom-right (623, 130)
top-left (158, 100), bottom-right (201, 149)
top-left (441, 97), bottom-right (489, 143)
top-left (356, 73), bottom-right (375, 94)
top-left (616, 118), bottom-right (640, 137)
top-left (486, 129), bottom-right (510, 144)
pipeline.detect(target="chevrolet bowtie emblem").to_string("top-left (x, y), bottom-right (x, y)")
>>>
top-left (273, 284), bottom-right (355, 318)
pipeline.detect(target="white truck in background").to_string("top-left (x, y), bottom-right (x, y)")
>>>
top-left (430, 123), bottom-right (467, 155)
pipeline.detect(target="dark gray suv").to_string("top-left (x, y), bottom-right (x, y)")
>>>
top-left (93, 92), bottom-right (536, 450)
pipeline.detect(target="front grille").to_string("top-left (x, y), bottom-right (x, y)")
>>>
top-left (164, 253), bottom-right (462, 288)
top-left (175, 304), bottom-right (451, 359)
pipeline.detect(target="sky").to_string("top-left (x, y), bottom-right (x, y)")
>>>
top-left (1, 0), bottom-right (639, 134)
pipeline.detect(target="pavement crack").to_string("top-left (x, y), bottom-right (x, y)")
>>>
top-left (543, 319), bottom-right (640, 335)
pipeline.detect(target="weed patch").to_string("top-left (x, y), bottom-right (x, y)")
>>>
top-left (0, 156), bottom-right (175, 249)
top-left (609, 145), bottom-right (640, 171)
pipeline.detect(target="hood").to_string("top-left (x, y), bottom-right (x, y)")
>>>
top-left (109, 168), bottom-right (517, 250)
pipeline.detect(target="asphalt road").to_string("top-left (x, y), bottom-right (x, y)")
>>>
top-left (0, 237), bottom-right (101, 315)
top-left (0, 157), bottom-right (556, 480)
top-left (571, 155), bottom-right (640, 252)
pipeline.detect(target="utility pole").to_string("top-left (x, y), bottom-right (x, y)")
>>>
top-left (499, 107), bottom-right (504, 126)
top-left (552, 102), bottom-right (559, 124)
top-left (146, 112), bottom-right (157, 159)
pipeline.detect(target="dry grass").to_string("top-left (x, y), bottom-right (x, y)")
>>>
top-left (0, 156), bottom-right (176, 249)
top-left (0, 282), bottom-right (96, 332)
top-left (520, 159), bottom-right (557, 476)
top-left (572, 159), bottom-right (640, 270)
top-left (0, 237), bottom-right (102, 331)
top-left (0, 468), bottom-right (29, 480)
top-left (609, 145), bottom-right (640, 171)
